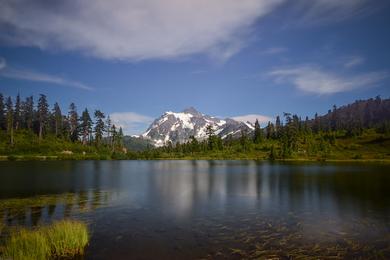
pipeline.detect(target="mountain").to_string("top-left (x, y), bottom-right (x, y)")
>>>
top-left (308, 96), bottom-right (390, 132)
top-left (141, 107), bottom-right (254, 146)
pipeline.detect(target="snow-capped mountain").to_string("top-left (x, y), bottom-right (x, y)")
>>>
top-left (141, 107), bottom-right (254, 146)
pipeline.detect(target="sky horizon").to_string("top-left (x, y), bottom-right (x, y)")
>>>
top-left (1, 0), bottom-right (390, 134)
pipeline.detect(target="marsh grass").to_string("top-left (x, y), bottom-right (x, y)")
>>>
top-left (1, 220), bottom-right (89, 260)
top-left (2, 228), bottom-right (49, 260)
top-left (45, 220), bottom-right (89, 257)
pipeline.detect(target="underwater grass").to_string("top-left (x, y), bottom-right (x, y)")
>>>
top-left (1, 220), bottom-right (89, 260)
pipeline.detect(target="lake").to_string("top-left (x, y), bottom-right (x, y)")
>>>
top-left (0, 160), bottom-right (389, 259)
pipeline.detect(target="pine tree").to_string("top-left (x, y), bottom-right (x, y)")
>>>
top-left (52, 102), bottom-right (63, 137)
top-left (94, 110), bottom-right (105, 147)
top-left (5, 97), bottom-right (14, 146)
top-left (23, 96), bottom-right (34, 130)
top-left (275, 115), bottom-right (281, 138)
top-left (68, 103), bottom-right (79, 142)
top-left (80, 108), bottom-right (93, 145)
top-left (37, 94), bottom-right (49, 141)
top-left (0, 94), bottom-right (5, 130)
top-left (253, 119), bottom-right (263, 144)
top-left (14, 93), bottom-right (21, 130)
top-left (106, 115), bottom-right (112, 146)
top-left (118, 127), bottom-right (124, 148)
top-left (111, 124), bottom-right (117, 150)
top-left (205, 124), bottom-right (215, 150)
top-left (265, 121), bottom-right (275, 139)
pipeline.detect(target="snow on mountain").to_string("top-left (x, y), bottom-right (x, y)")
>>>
top-left (141, 107), bottom-right (253, 146)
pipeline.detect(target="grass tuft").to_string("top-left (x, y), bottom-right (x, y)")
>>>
top-left (1, 220), bottom-right (89, 260)
top-left (2, 228), bottom-right (50, 260)
top-left (46, 220), bottom-right (89, 257)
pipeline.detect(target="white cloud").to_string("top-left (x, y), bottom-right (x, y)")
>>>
top-left (232, 114), bottom-right (273, 126)
top-left (288, 0), bottom-right (376, 26)
top-left (261, 47), bottom-right (287, 55)
top-left (343, 56), bottom-right (365, 68)
top-left (0, 0), bottom-right (283, 61)
top-left (268, 65), bottom-right (388, 94)
top-left (0, 58), bottom-right (93, 90)
top-left (110, 112), bottom-right (154, 135)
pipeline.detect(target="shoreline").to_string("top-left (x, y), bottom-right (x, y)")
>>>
top-left (1, 155), bottom-right (390, 164)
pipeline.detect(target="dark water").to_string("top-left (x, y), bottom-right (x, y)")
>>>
top-left (0, 160), bottom-right (389, 259)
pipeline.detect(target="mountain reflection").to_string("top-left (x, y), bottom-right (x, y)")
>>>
top-left (0, 161), bottom-right (389, 227)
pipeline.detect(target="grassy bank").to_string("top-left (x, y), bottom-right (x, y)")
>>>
top-left (1, 220), bottom-right (89, 260)
top-left (1, 129), bottom-right (389, 162)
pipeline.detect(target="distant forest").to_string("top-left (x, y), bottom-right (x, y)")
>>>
top-left (0, 92), bottom-right (389, 160)
top-left (143, 96), bottom-right (390, 160)
top-left (0, 93), bottom-right (125, 158)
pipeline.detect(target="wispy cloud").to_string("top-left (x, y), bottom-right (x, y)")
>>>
top-left (343, 56), bottom-right (365, 68)
top-left (261, 47), bottom-right (287, 55)
top-left (268, 65), bottom-right (388, 94)
top-left (0, 0), bottom-right (283, 61)
top-left (0, 57), bottom-right (93, 90)
top-left (282, 0), bottom-right (382, 27)
top-left (232, 114), bottom-right (274, 126)
top-left (110, 112), bottom-right (154, 135)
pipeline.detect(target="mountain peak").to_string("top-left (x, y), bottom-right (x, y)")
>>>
top-left (182, 107), bottom-right (201, 116)
top-left (142, 107), bottom-right (254, 146)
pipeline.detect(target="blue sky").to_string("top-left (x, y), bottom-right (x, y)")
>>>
top-left (0, 0), bottom-right (390, 134)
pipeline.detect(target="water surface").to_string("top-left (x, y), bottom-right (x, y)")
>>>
top-left (0, 160), bottom-right (389, 259)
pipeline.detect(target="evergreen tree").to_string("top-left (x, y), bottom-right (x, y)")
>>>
top-left (37, 94), bottom-right (49, 141)
top-left (23, 96), bottom-right (34, 130)
top-left (52, 102), bottom-right (63, 137)
top-left (68, 103), bottom-right (79, 142)
top-left (0, 94), bottom-right (5, 130)
top-left (189, 135), bottom-right (199, 152)
top-left (205, 124), bottom-right (215, 150)
top-left (253, 119), bottom-right (263, 144)
top-left (106, 115), bottom-right (112, 146)
top-left (80, 108), bottom-right (93, 145)
top-left (111, 124), bottom-right (117, 150)
top-left (94, 110), bottom-right (105, 147)
top-left (265, 121), bottom-right (275, 139)
top-left (275, 115), bottom-right (281, 138)
top-left (240, 129), bottom-right (250, 152)
top-left (118, 127), bottom-right (124, 148)
top-left (14, 93), bottom-right (21, 130)
top-left (5, 97), bottom-right (14, 146)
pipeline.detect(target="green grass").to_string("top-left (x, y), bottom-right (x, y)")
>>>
top-left (1, 220), bottom-right (89, 260)
top-left (2, 228), bottom-right (50, 260)
top-left (45, 220), bottom-right (89, 257)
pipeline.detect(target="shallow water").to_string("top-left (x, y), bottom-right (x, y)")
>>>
top-left (0, 160), bottom-right (389, 259)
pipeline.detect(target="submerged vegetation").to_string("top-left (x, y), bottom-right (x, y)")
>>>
top-left (1, 220), bottom-right (89, 260)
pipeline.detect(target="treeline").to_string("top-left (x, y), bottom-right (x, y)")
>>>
top-left (144, 96), bottom-right (390, 160)
top-left (0, 93), bottom-right (124, 154)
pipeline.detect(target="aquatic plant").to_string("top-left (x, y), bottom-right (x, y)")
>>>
top-left (45, 220), bottom-right (89, 257)
top-left (1, 220), bottom-right (89, 260)
top-left (2, 228), bottom-right (50, 260)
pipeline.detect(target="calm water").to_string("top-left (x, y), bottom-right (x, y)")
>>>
top-left (0, 160), bottom-right (389, 259)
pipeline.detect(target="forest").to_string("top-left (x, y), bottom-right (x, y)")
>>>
top-left (0, 93), bottom-right (389, 161)
top-left (0, 93), bottom-right (125, 159)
